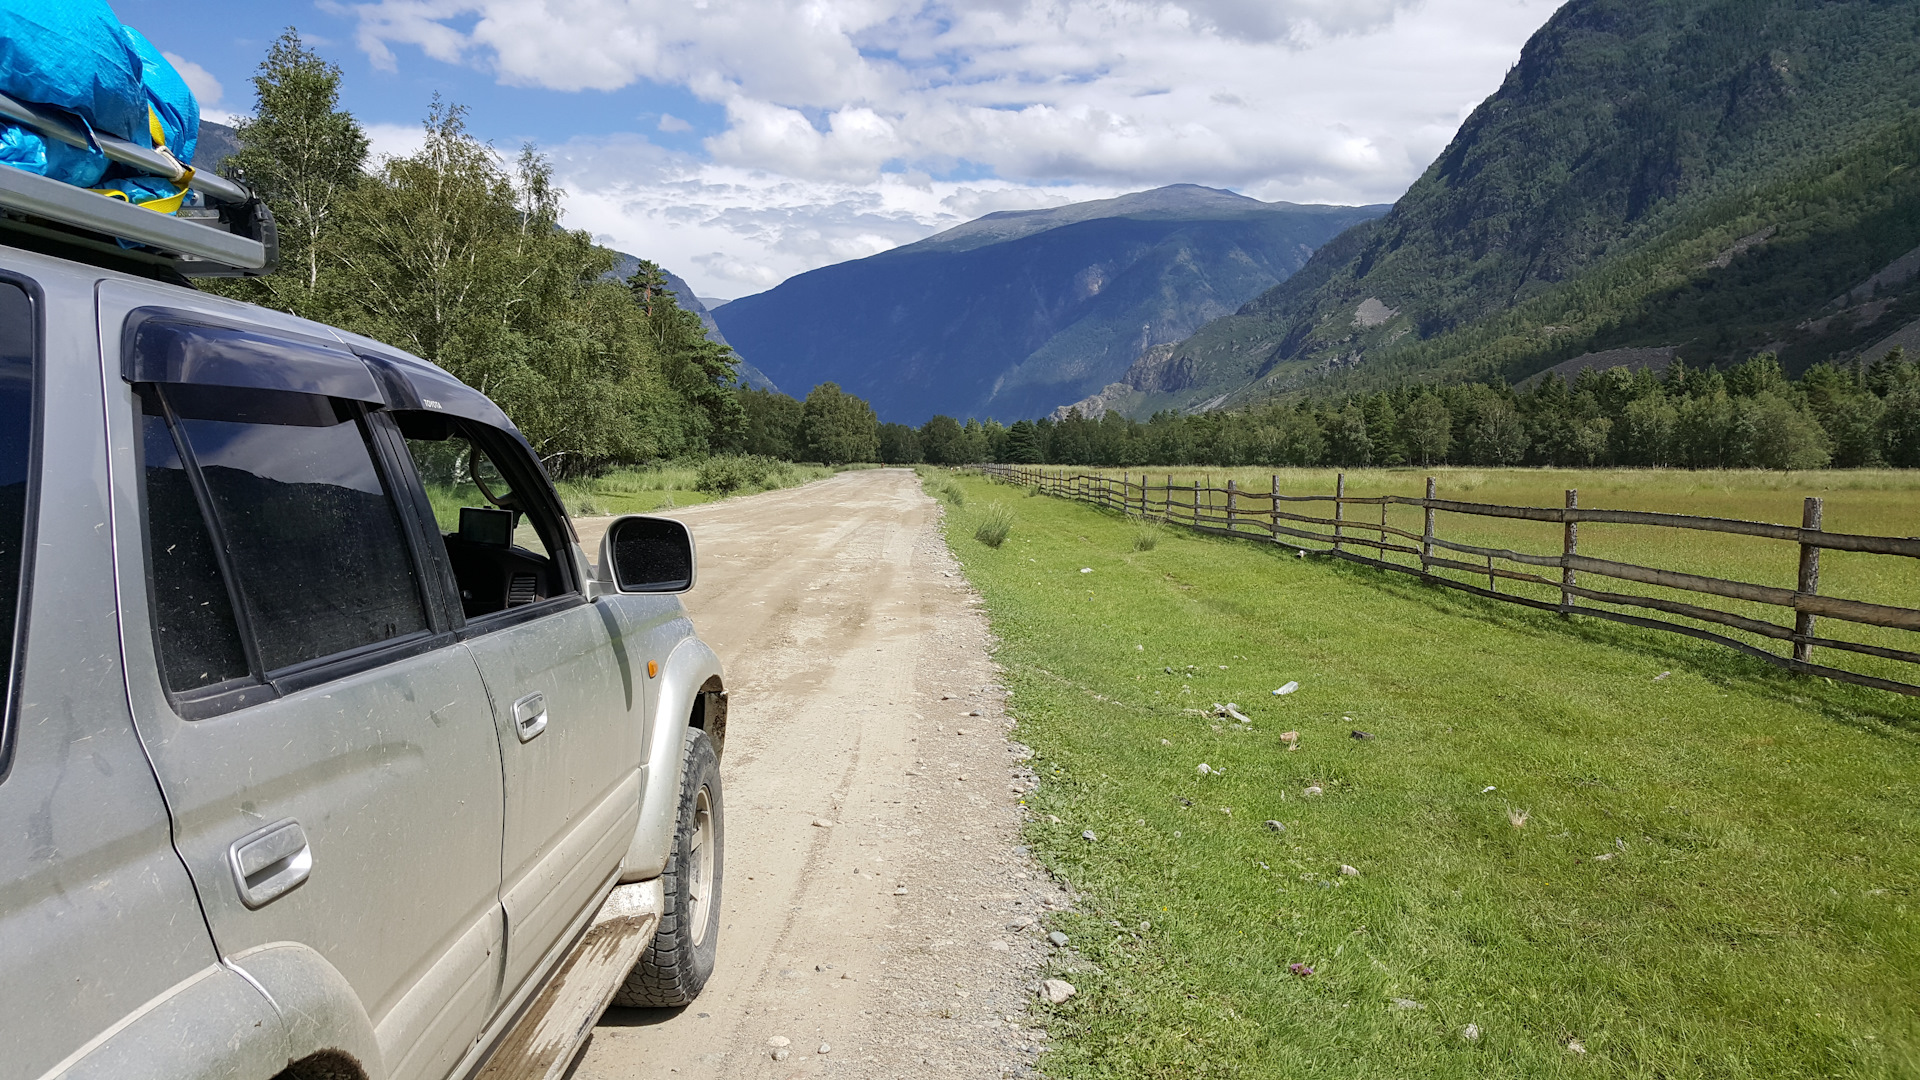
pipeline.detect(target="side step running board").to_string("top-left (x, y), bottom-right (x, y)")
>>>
top-left (474, 881), bottom-right (663, 1080)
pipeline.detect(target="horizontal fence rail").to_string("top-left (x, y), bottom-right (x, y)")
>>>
top-left (976, 464), bottom-right (1920, 698)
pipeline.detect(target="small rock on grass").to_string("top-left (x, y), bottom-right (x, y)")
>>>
top-left (1265, 820), bottom-right (1286, 832)
top-left (1042, 979), bottom-right (1077, 1004)
top-left (1462, 1023), bottom-right (1481, 1042)
top-left (1047, 931), bottom-right (1069, 947)
top-left (1350, 730), bottom-right (1373, 740)
top-left (1340, 864), bottom-right (1360, 877)
top-left (1082, 830), bottom-right (1097, 841)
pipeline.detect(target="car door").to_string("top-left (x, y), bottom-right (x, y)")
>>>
top-left (392, 415), bottom-right (644, 993)
top-left (0, 268), bottom-right (285, 1079)
top-left (101, 286), bottom-right (509, 1080)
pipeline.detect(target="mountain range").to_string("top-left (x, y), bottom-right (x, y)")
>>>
top-left (711, 186), bottom-right (1385, 423)
top-left (1088, 0), bottom-right (1920, 416)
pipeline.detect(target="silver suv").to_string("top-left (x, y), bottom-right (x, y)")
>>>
top-left (0, 222), bottom-right (728, 1076)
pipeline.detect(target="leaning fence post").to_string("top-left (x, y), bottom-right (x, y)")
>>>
top-left (1227, 479), bottom-right (1238, 533)
top-left (1422, 477), bottom-right (1436, 572)
top-left (1562, 489), bottom-right (1578, 615)
top-left (1334, 473), bottom-right (1346, 553)
top-left (1794, 497), bottom-right (1824, 665)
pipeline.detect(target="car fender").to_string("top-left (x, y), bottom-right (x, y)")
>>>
top-left (621, 636), bottom-right (725, 883)
top-left (35, 963), bottom-right (289, 1080)
top-left (229, 943), bottom-right (384, 1080)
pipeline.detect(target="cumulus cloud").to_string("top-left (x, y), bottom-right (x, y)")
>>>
top-left (164, 51), bottom-right (246, 126)
top-left (339, 0), bottom-right (1560, 294)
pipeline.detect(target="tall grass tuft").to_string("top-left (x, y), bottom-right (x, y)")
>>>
top-left (974, 502), bottom-right (1014, 548)
top-left (1132, 522), bottom-right (1163, 551)
top-left (940, 480), bottom-right (967, 507)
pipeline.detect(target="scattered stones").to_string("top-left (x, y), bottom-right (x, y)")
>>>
top-left (893, 886), bottom-right (909, 895)
top-left (1273, 681), bottom-right (1299, 696)
top-left (818, 1043), bottom-right (832, 1055)
top-left (1081, 830), bottom-right (1097, 841)
top-left (768, 1036), bottom-right (791, 1048)
top-left (1350, 730), bottom-right (1373, 740)
top-left (812, 818), bottom-right (835, 828)
top-left (1304, 785), bottom-right (1323, 797)
top-left (1041, 979), bottom-right (1077, 1004)
top-left (1265, 820), bottom-right (1286, 833)
top-left (1047, 931), bottom-right (1069, 947)
top-left (1462, 1023), bottom-right (1481, 1042)
top-left (989, 940), bottom-right (1011, 952)
top-left (771, 1049), bottom-right (790, 1062)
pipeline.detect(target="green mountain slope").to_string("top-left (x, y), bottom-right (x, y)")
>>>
top-left (1134, 0), bottom-right (1920, 415)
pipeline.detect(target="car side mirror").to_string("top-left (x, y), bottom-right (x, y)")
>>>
top-left (598, 515), bottom-right (697, 594)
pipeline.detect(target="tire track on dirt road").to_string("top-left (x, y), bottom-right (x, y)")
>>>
top-left (571, 469), bottom-right (1067, 1080)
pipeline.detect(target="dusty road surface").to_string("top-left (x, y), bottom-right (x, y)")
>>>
top-left (570, 469), bottom-right (1068, 1080)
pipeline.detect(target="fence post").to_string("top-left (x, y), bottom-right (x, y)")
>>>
top-left (1794, 497), bottom-right (1824, 665)
top-left (1334, 473), bottom-right (1346, 553)
top-left (1379, 500), bottom-right (1389, 563)
top-left (1227, 479), bottom-right (1238, 533)
top-left (1562, 489), bottom-right (1578, 615)
top-left (1192, 480), bottom-right (1200, 526)
top-left (1271, 475), bottom-right (1281, 544)
top-left (1422, 477), bottom-right (1436, 572)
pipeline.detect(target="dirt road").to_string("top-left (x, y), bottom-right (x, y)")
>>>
top-left (571, 470), bottom-right (1064, 1080)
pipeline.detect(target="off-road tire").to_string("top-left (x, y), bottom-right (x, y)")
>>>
top-left (614, 727), bottom-right (723, 1007)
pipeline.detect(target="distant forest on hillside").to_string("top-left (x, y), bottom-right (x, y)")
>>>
top-left (751, 351), bottom-right (1920, 471)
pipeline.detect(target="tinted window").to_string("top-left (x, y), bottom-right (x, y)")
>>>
top-left (165, 385), bottom-right (429, 671)
top-left (139, 391), bottom-right (249, 693)
top-left (0, 283), bottom-right (33, 735)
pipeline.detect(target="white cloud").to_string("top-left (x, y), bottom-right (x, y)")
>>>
top-left (656, 113), bottom-right (693, 133)
top-left (164, 51), bottom-right (225, 108)
top-left (340, 0), bottom-right (1563, 294)
top-left (364, 121), bottom-right (431, 163)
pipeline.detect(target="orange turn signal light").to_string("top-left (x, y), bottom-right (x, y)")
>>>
top-left (647, 660), bottom-right (659, 679)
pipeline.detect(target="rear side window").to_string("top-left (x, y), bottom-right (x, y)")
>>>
top-left (0, 282), bottom-right (34, 752)
top-left (135, 342), bottom-right (432, 705)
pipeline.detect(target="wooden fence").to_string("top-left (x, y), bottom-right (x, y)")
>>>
top-left (977, 464), bottom-right (1920, 697)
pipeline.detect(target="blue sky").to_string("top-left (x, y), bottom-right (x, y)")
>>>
top-left (117, 0), bottom-right (1563, 299)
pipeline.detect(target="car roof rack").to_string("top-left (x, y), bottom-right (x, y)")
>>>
top-left (0, 91), bottom-right (277, 279)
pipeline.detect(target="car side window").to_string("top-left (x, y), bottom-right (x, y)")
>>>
top-left (0, 281), bottom-right (34, 753)
top-left (397, 414), bottom-right (576, 620)
top-left (137, 377), bottom-right (431, 699)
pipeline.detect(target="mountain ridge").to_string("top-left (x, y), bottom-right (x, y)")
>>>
top-left (713, 186), bottom-right (1385, 422)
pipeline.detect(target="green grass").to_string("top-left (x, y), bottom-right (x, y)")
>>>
top-left (932, 469), bottom-right (1920, 1079)
top-left (1040, 466), bottom-right (1920, 687)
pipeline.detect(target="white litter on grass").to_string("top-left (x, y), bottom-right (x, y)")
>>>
top-left (1481, 785), bottom-right (1497, 794)
top-left (1462, 1023), bottom-right (1481, 1042)
top-left (1340, 864), bottom-right (1360, 877)
top-left (1273, 682), bottom-right (1299, 696)
top-left (1304, 785), bottom-right (1323, 797)
top-left (1197, 763), bottom-right (1214, 775)
top-left (1080, 567), bottom-right (1093, 574)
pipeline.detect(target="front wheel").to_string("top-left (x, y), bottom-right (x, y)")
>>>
top-left (614, 727), bottom-right (723, 1007)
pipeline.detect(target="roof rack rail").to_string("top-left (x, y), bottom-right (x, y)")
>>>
top-left (0, 92), bottom-right (277, 278)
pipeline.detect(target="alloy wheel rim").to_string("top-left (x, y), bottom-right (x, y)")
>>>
top-left (686, 786), bottom-right (715, 946)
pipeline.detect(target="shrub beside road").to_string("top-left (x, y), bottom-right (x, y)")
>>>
top-left (936, 469), bottom-right (1920, 1079)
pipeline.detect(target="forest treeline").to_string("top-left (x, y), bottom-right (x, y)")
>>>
top-left (782, 351), bottom-right (1920, 470)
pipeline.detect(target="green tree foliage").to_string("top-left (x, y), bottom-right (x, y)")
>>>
top-left (878, 423), bottom-right (923, 464)
top-left (203, 37), bottom-right (796, 475)
top-left (214, 29), bottom-right (367, 315)
top-left (738, 388), bottom-right (805, 459)
top-left (961, 352), bottom-right (1907, 471)
top-left (802, 383), bottom-right (880, 465)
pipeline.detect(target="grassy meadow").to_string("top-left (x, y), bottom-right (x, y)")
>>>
top-left (931, 468), bottom-right (1920, 1079)
top-left (1029, 467), bottom-right (1920, 688)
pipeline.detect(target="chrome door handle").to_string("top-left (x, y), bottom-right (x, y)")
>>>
top-left (229, 819), bottom-right (312, 909)
top-left (513, 692), bottom-right (548, 743)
